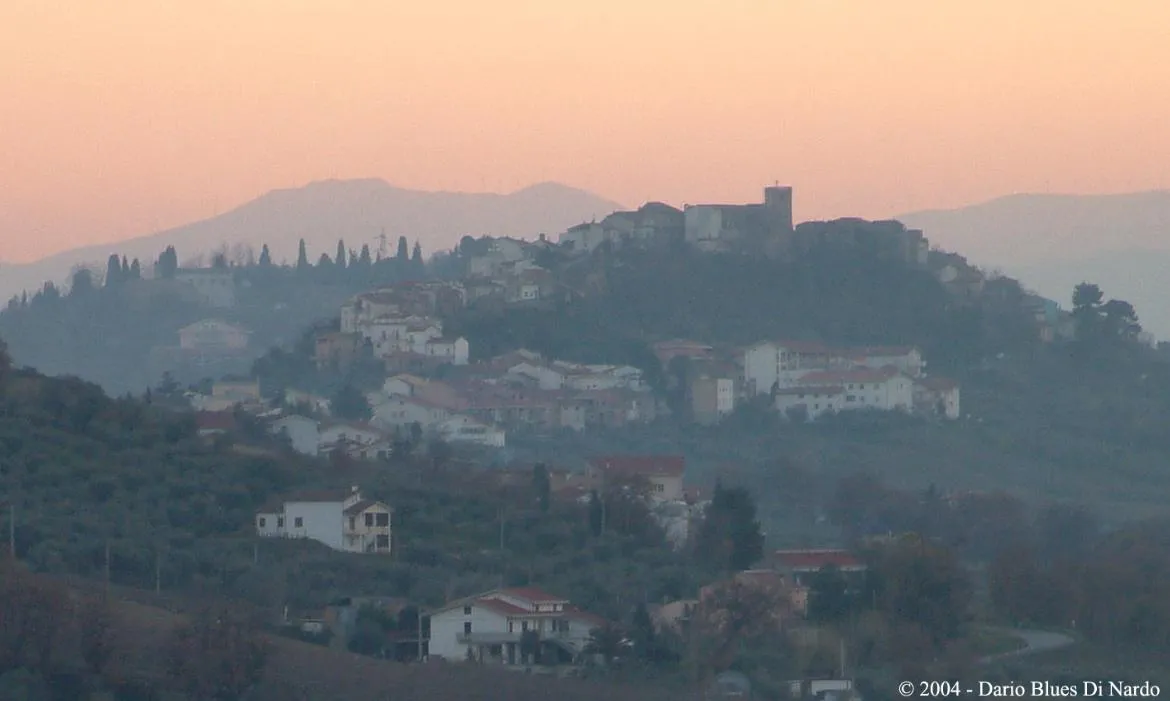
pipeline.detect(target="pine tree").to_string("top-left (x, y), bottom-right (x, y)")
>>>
top-left (335, 239), bottom-right (347, 269)
top-left (357, 244), bottom-right (372, 267)
top-left (396, 236), bottom-right (409, 261)
top-left (296, 239), bottom-right (310, 271)
top-left (316, 253), bottom-right (333, 269)
top-left (694, 480), bottom-right (765, 572)
top-left (129, 258), bottom-right (142, 279)
top-left (411, 240), bottom-right (423, 266)
top-left (532, 463), bottom-right (551, 514)
top-left (258, 244), bottom-right (272, 267)
top-left (105, 254), bottom-right (123, 288)
top-left (156, 246), bottom-right (179, 279)
top-left (588, 490), bottom-right (604, 537)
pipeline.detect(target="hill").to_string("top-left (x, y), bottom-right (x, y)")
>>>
top-left (0, 178), bottom-right (623, 304)
top-left (897, 191), bottom-right (1170, 338)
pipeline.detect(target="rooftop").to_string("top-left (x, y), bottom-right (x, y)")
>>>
top-left (587, 455), bottom-right (685, 478)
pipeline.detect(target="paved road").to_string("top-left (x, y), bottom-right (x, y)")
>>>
top-left (979, 628), bottom-right (1076, 665)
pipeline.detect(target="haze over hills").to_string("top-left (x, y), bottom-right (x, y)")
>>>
top-left (0, 178), bottom-right (624, 304)
top-left (898, 191), bottom-right (1170, 339)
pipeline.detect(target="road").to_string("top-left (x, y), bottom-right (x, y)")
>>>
top-left (978, 628), bottom-right (1076, 665)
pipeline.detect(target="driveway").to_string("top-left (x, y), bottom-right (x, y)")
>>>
top-left (979, 628), bottom-right (1076, 665)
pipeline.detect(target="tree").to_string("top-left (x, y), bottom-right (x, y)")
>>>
top-left (121, 255), bottom-right (130, 277)
top-left (331, 384), bottom-right (371, 421)
top-left (588, 490), bottom-right (604, 537)
top-left (296, 239), bottom-right (310, 271)
top-left (212, 252), bottom-right (229, 269)
top-left (411, 240), bottom-right (423, 267)
top-left (0, 337), bottom-right (10, 382)
top-left (869, 535), bottom-right (972, 645)
top-left (807, 564), bottom-right (852, 623)
top-left (167, 605), bottom-right (268, 701)
top-left (1102, 299), bottom-right (1141, 340)
top-left (258, 245), bottom-right (272, 267)
top-left (396, 236), bottom-right (409, 262)
top-left (104, 254), bottom-right (123, 288)
top-left (532, 463), bottom-right (551, 513)
top-left (128, 258), bottom-right (142, 279)
top-left (694, 481), bottom-right (765, 572)
top-left (584, 623), bottom-right (630, 666)
top-left (69, 267), bottom-right (96, 297)
top-left (156, 245), bottom-right (179, 279)
top-left (336, 239), bottom-right (347, 269)
top-left (357, 244), bottom-right (372, 268)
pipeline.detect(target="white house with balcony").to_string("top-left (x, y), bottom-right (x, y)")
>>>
top-left (255, 486), bottom-right (392, 554)
top-left (428, 587), bottom-right (606, 665)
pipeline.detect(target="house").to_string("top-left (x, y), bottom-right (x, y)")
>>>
top-left (436, 415), bottom-right (506, 448)
top-left (178, 319), bottom-right (250, 352)
top-left (314, 332), bottom-right (364, 370)
top-left (318, 422), bottom-right (388, 457)
top-left (428, 587), bottom-right (605, 665)
top-left (370, 395), bottom-right (451, 433)
top-left (913, 376), bottom-right (961, 420)
top-left (650, 599), bottom-right (698, 635)
top-left (189, 377), bottom-right (263, 412)
top-left (283, 388), bottom-right (332, 415)
top-left (194, 410), bottom-right (236, 438)
top-left (506, 362), bottom-right (565, 391)
top-left (769, 550), bottom-right (867, 589)
top-left (795, 368), bottom-right (913, 414)
top-left (742, 340), bottom-right (839, 396)
top-left (174, 268), bottom-right (237, 308)
top-left (691, 376), bottom-right (736, 425)
top-left (846, 345), bottom-right (925, 378)
top-left (423, 336), bottom-right (470, 366)
top-left (381, 374), bottom-right (466, 411)
top-left (585, 455), bottom-right (685, 502)
top-left (255, 486), bottom-right (392, 554)
top-left (653, 339), bottom-right (716, 366)
top-left (270, 414), bottom-right (321, 456)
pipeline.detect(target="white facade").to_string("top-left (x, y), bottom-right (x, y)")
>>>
top-left (559, 223), bottom-right (611, 253)
top-left (270, 415), bottom-right (321, 456)
top-left (318, 424), bottom-right (386, 454)
top-left (507, 363), bottom-right (564, 390)
top-left (774, 388), bottom-right (846, 420)
top-left (255, 487), bottom-right (392, 555)
top-left (851, 348), bottom-right (925, 378)
top-left (424, 337), bottom-right (470, 365)
top-left (370, 396), bottom-right (450, 431)
top-left (437, 415), bottom-right (506, 448)
top-left (428, 588), bottom-right (601, 664)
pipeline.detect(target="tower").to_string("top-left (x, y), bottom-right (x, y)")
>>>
top-left (763, 185), bottom-right (794, 234)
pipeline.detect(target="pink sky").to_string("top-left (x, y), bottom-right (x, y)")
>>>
top-left (2, 1), bottom-right (1169, 263)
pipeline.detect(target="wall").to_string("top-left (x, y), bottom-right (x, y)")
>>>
top-left (273, 416), bottom-right (320, 456)
top-left (283, 501), bottom-right (345, 550)
top-left (429, 606), bottom-right (510, 661)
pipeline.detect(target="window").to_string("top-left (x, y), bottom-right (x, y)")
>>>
top-left (508, 621), bottom-right (514, 633)
top-left (376, 534), bottom-right (390, 549)
top-left (349, 517), bottom-right (356, 530)
top-left (464, 622), bottom-right (472, 634)
top-left (294, 517), bottom-right (303, 528)
top-left (258, 517), bottom-right (267, 528)
top-left (365, 513), bottom-right (374, 527)
top-left (521, 621), bottom-right (529, 632)
top-left (464, 606), bottom-right (472, 615)
top-left (277, 517), bottom-right (285, 528)
top-left (376, 512), bottom-right (390, 527)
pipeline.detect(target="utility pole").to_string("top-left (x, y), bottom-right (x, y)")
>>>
top-left (7, 504), bottom-right (14, 561)
top-left (155, 549), bottom-right (161, 594)
top-left (104, 541), bottom-right (111, 600)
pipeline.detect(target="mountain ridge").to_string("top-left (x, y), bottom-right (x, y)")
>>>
top-left (0, 178), bottom-right (625, 302)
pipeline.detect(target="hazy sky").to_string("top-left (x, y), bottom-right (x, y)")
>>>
top-left (2, 1), bottom-right (1169, 263)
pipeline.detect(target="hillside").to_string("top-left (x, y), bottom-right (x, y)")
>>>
top-left (897, 191), bottom-right (1170, 337)
top-left (0, 178), bottom-right (624, 304)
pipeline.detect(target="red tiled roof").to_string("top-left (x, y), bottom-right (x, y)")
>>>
top-left (588, 455), bottom-right (685, 479)
top-left (772, 549), bottom-right (864, 570)
top-left (563, 606), bottom-right (607, 627)
top-left (477, 598), bottom-right (533, 616)
top-left (798, 367), bottom-right (900, 385)
top-left (343, 499), bottom-right (390, 516)
top-left (774, 386), bottom-right (845, 396)
top-left (496, 587), bottom-right (569, 604)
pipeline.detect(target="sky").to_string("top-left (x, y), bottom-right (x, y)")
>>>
top-left (2, 1), bottom-right (1169, 264)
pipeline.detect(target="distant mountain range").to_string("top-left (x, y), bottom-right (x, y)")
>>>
top-left (0, 178), bottom-right (624, 305)
top-left (898, 191), bottom-right (1170, 339)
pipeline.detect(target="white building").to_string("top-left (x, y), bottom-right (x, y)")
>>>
top-left (846, 346), bottom-right (925, 378)
top-left (585, 455), bottom-right (686, 503)
top-left (318, 422), bottom-right (387, 456)
top-left (370, 395), bottom-right (451, 432)
top-left (428, 587), bottom-right (606, 664)
top-left (775, 368), bottom-right (914, 421)
top-left (506, 362), bottom-right (565, 390)
top-left (255, 486), bottom-right (392, 554)
top-left (270, 414), bottom-right (321, 456)
top-left (913, 376), bottom-right (962, 420)
top-left (424, 337), bottom-right (470, 366)
top-left (691, 377), bottom-right (736, 425)
top-left (436, 415), bottom-right (506, 448)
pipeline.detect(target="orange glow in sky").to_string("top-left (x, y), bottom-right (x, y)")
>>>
top-left (2, 1), bottom-right (1169, 262)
